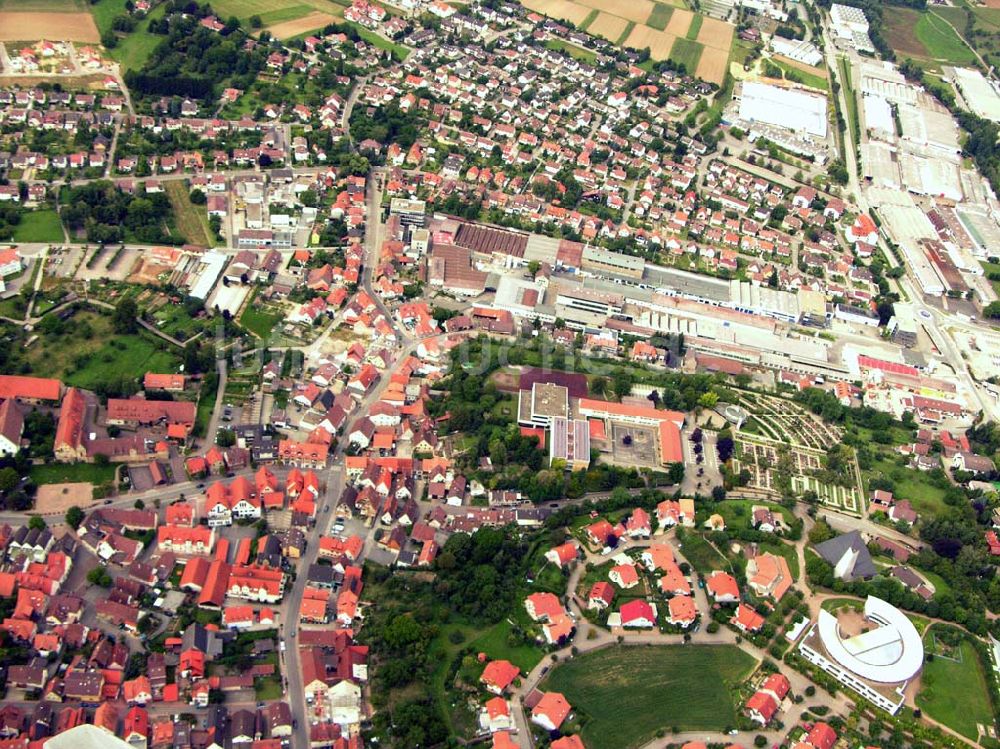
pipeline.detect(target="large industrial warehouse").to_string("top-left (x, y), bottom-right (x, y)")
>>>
top-left (736, 81), bottom-right (829, 138)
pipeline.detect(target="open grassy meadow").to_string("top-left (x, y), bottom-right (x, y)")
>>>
top-left (12, 210), bottom-right (64, 243)
top-left (885, 7), bottom-right (978, 69)
top-left (25, 309), bottom-right (182, 390)
top-left (917, 632), bottom-right (995, 741)
top-left (543, 645), bottom-right (756, 748)
top-left (164, 181), bottom-right (214, 248)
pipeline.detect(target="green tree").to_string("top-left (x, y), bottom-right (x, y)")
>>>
top-left (65, 506), bottom-right (84, 529)
top-left (28, 515), bottom-right (46, 531)
top-left (113, 297), bottom-right (139, 334)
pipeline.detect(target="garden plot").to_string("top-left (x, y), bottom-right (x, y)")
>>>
top-left (733, 432), bottom-right (863, 515)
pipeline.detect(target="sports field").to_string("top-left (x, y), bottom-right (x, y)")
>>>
top-left (520, 0), bottom-right (733, 82)
top-left (542, 645), bottom-right (756, 748)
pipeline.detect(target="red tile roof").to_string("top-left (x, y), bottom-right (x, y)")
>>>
top-left (0, 375), bottom-right (61, 401)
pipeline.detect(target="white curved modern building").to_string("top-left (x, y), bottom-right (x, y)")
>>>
top-left (799, 596), bottom-right (924, 714)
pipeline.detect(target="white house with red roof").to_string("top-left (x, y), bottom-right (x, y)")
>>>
top-left (588, 581), bottom-right (614, 610)
top-left (544, 541), bottom-right (579, 567)
top-left (530, 692), bottom-right (572, 731)
top-left (609, 563), bottom-right (639, 589)
top-left (480, 660), bottom-right (519, 695)
top-left (667, 595), bottom-right (697, 628)
top-left (613, 599), bottom-right (657, 628)
top-left (846, 214), bottom-right (878, 245)
top-left (706, 571), bottom-right (740, 603)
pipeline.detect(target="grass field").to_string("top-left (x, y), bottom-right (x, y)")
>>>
top-left (30, 462), bottom-right (116, 486)
top-left (470, 619), bottom-right (544, 672)
top-left (89, 0), bottom-right (127, 35)
top-left (545, 37), bottom-right (598, 63)
top-left (25, 309), bottom-right (182, 391)
top-left (543, 645), bottom-right (756, 748)
top-left (917, 634), bottom-right (994, 741)
top-left (12, 210), bottom-right (64, 243)
top-left (676, 529), bottom-right (728, 572)
top-left (164, 181), bottom-right (214, 248)
top-left (579, 7), bottom-right (598, 29)
top-left (344, 21), bottom-right (409, 59)
top-left (110, 2), bottom-right (167, 72)
top-left (885, 8), bottom-right (978, 68)
top-left (773, 57), bottom-right (828, 91)
top-left (669, 36), bottom-right (703, 72)
top-left (646, 2), bottom-right (673, 31)
top-left (238, 290), bottom-right (284, 338)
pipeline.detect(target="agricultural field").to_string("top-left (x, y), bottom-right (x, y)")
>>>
top-left (917, 629), bottom-right (995, 741)
top-left (589, 10), bottom-right (631, 41)
top-left (542, 645), bottom-right (756, 748)
top-left (208, 0), bottom-right (346, 23)
top-left (12, 210), bottom-right (64, 243)
top-left (164, 181), bottom-right (215, 248)
top-left (520, 0), bottom-right (733, 82)
top-left (669, 36), bottom-right (703, 72)
top-left (267, 11), bottom-right (339, 38)
top-left (646, 2), bottom-right (673, 31)
top-left (885, 7), bottom-right (978, 70)
top-left (0, 9), bottom-right (99, 42)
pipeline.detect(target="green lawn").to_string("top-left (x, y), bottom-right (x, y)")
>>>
top-left (545, 38), bottom-right (598, 64)
top-left (164, 181), bottom-right (214, 248)
top-left (344, 21), bottom-right (409, 60)
top-left (238, 291), bottom-right (284, 338)
top-left (110, 2), bottom-right (167, 72)
top-left (30, 462), bottom-right (116, 486)
top-left (12, 210), bottom-right (64, 243)
top-left (579, 8), bottom-right (598, 30)
top-left (647, 3), bottom-right (674, 31)
top-left (255, 675), bottom-right (284, 700)
top-left (686, 12), bottom-right (703, 39)
top-left (542, 645), bottom-right (756, 748)
top-left (669, 37), bottom-right (704, 73)
top-left (982, 260), bottom-right (1000, 297)
top-left (917, 635), bottom-right (994, 741)
top-left (469, 619), bottom-right (544, 673)
top-left (676, 529), bottom-right (728, 573)
top-left (89, 0), bottom-right (128, 35)
top-left (773, 59), bottom-right (829, 91)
